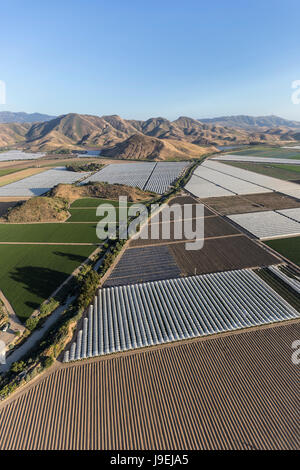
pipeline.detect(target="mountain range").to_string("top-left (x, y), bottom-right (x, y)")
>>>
top-left (0, 111), bottom-right (55, 124)
top-left (0, 112), bottom-right (300, 160)
top-left (200, 114), bottom-right (300, 129)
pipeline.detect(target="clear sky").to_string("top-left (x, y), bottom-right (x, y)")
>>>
top-left (1, 0), bottom-right (300, 120)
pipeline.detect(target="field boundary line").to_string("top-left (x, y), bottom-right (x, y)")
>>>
top-left (128, 233), bottom-right (244, 249)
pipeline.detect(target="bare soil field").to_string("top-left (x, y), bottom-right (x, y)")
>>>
top-left (0, 320), bottom-right (299, 450)
top-left (129, 215), bottom-right (240, 247)
top-left (169, 235), bottom-right (279, 275)
top-left (169, 194), bottom-right (215, 216)
top-left (201, 192), bottom-right (300, 215)
top-left (106, 234), bottom-right (279, 287)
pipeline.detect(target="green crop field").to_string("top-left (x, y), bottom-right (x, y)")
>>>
top-left (224, 161), bottom-right (300, 181)
top-left (231, 146), bottom-right (300, 159)
top-left (68, 209), bottom-right (102, 222)
top-left (265, 237), bottom-right (300, 266)
top-left (71, 198), bottom-right (123, 208)
top-left (0, 223), bottom-right (99, 243)
top-left (0, 244), bottom-right (95, 320)
top-left (69, 198), bottom-right (136, 222)
top-left (0, 168), bottom-right (24, 177)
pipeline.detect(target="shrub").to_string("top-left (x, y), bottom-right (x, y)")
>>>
top-left (11, 361), bottom-right (26, 373)
top-left (77, 270), bottom-right (100, 309)
top-left (25, 316), bottom-right (39, 331)
top-left (40, 298), bottom-right (60, 318)
top-left (43, 356), bottom-right (54, 369)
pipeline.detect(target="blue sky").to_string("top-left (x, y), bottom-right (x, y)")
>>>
top-left (1, 0), bottom-right (300, 120)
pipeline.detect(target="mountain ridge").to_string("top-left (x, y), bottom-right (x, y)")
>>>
top-left (199, 114), bottom-right (300, 129)
top-left (0, 111), bottom-right (55, 124)
top-left (0, 112), bottom-right (300, 160)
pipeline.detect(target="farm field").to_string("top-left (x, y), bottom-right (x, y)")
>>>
top-left (71, 198), bottom-right (125, 208)
top-left (0, 166), bottom-right (90, 197)
top-left (201, 193), bottom-right (300, 216)
top-left (105, 235), bottom-right (279, 286)
top-left (265, 237), bottom-right (300, 266)
top-left (0, 150), bottom-right (46, 162)
top-left (129, 215), bottom-right (240, 247)
top-left (167, 195), bottom-right (215, 215)
top-left (201, 160), bottom-right (300, 199)
top-left (68, 209), bottom-right (104, 222)
top-left (68, 198), bottom-right (136, 222)
top-left (0, 168), bottom-right (25, 178)
top-left (256, 268), bottom-right (300, 311)
top-left (277, 208), bottom-right (300, 223)
top-left (0, 244), bottom-right (95, 320)
top-left (228, 211), bottom-right (300, 239)
top-left (194, 165), bottom-right (271, 195)
top-left (229, 146), bottom-right (300, 158)
top-left (185, 174), bottom-right (234, 198)
top-left (223, 161), bottom-right (300, 181)
top-left (168, 236), bottom-right (278, 275)
top-left (0, 223), bottom-right (99, 244)
top-left (1, 320), bottom-right (299, 449)
top-left (0, 168), bottom-right (47, 187)
top-left (84, 162), bottom-right (189, 194)
top-left (65, 269), bottom-right (299, 362)
top-left (104, 245), bottom-right (181, 286)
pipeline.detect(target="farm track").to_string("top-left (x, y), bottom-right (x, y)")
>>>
top-left (0, 320), bottom-right (299, 450)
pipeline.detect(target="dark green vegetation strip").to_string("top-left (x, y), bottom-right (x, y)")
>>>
top-left (265, 237), bottom-right (300, 266)
top-left (224, 161), bottom-right (300, 181)
top-left (231, 146), bottom-right (300, 159)
top-left (0, 223), bottom-right (99, 243)
top-left (256, 268), bottom-right (300, 313)
top-left (0, 244), bottom-right (95, 320)
top-left (0, 168), bottom-right (25, 177)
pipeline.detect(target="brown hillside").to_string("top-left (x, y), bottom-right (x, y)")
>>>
top-left (24, 113), bottom-right (139, 151)
top-left (1, 113), bottom-right (299, 154)
top-left (100, 133), bottom-right (210, 160)
top-left (51, 182), bottom-right (153, 202)
top-left (0, 197), bottom-right (69, 223)
top-left (0, 123), bottom-right (30, 147)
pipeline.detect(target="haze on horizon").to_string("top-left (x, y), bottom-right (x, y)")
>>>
top-left (1, 0), bottom-right (300, 121)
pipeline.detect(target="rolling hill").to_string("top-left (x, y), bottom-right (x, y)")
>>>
top-left (1, 112), bottom-right (300, 160)
top-left (0, 122), bottom-right (31, 147)
top-left (100, 133), bottom-right (211, 160)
